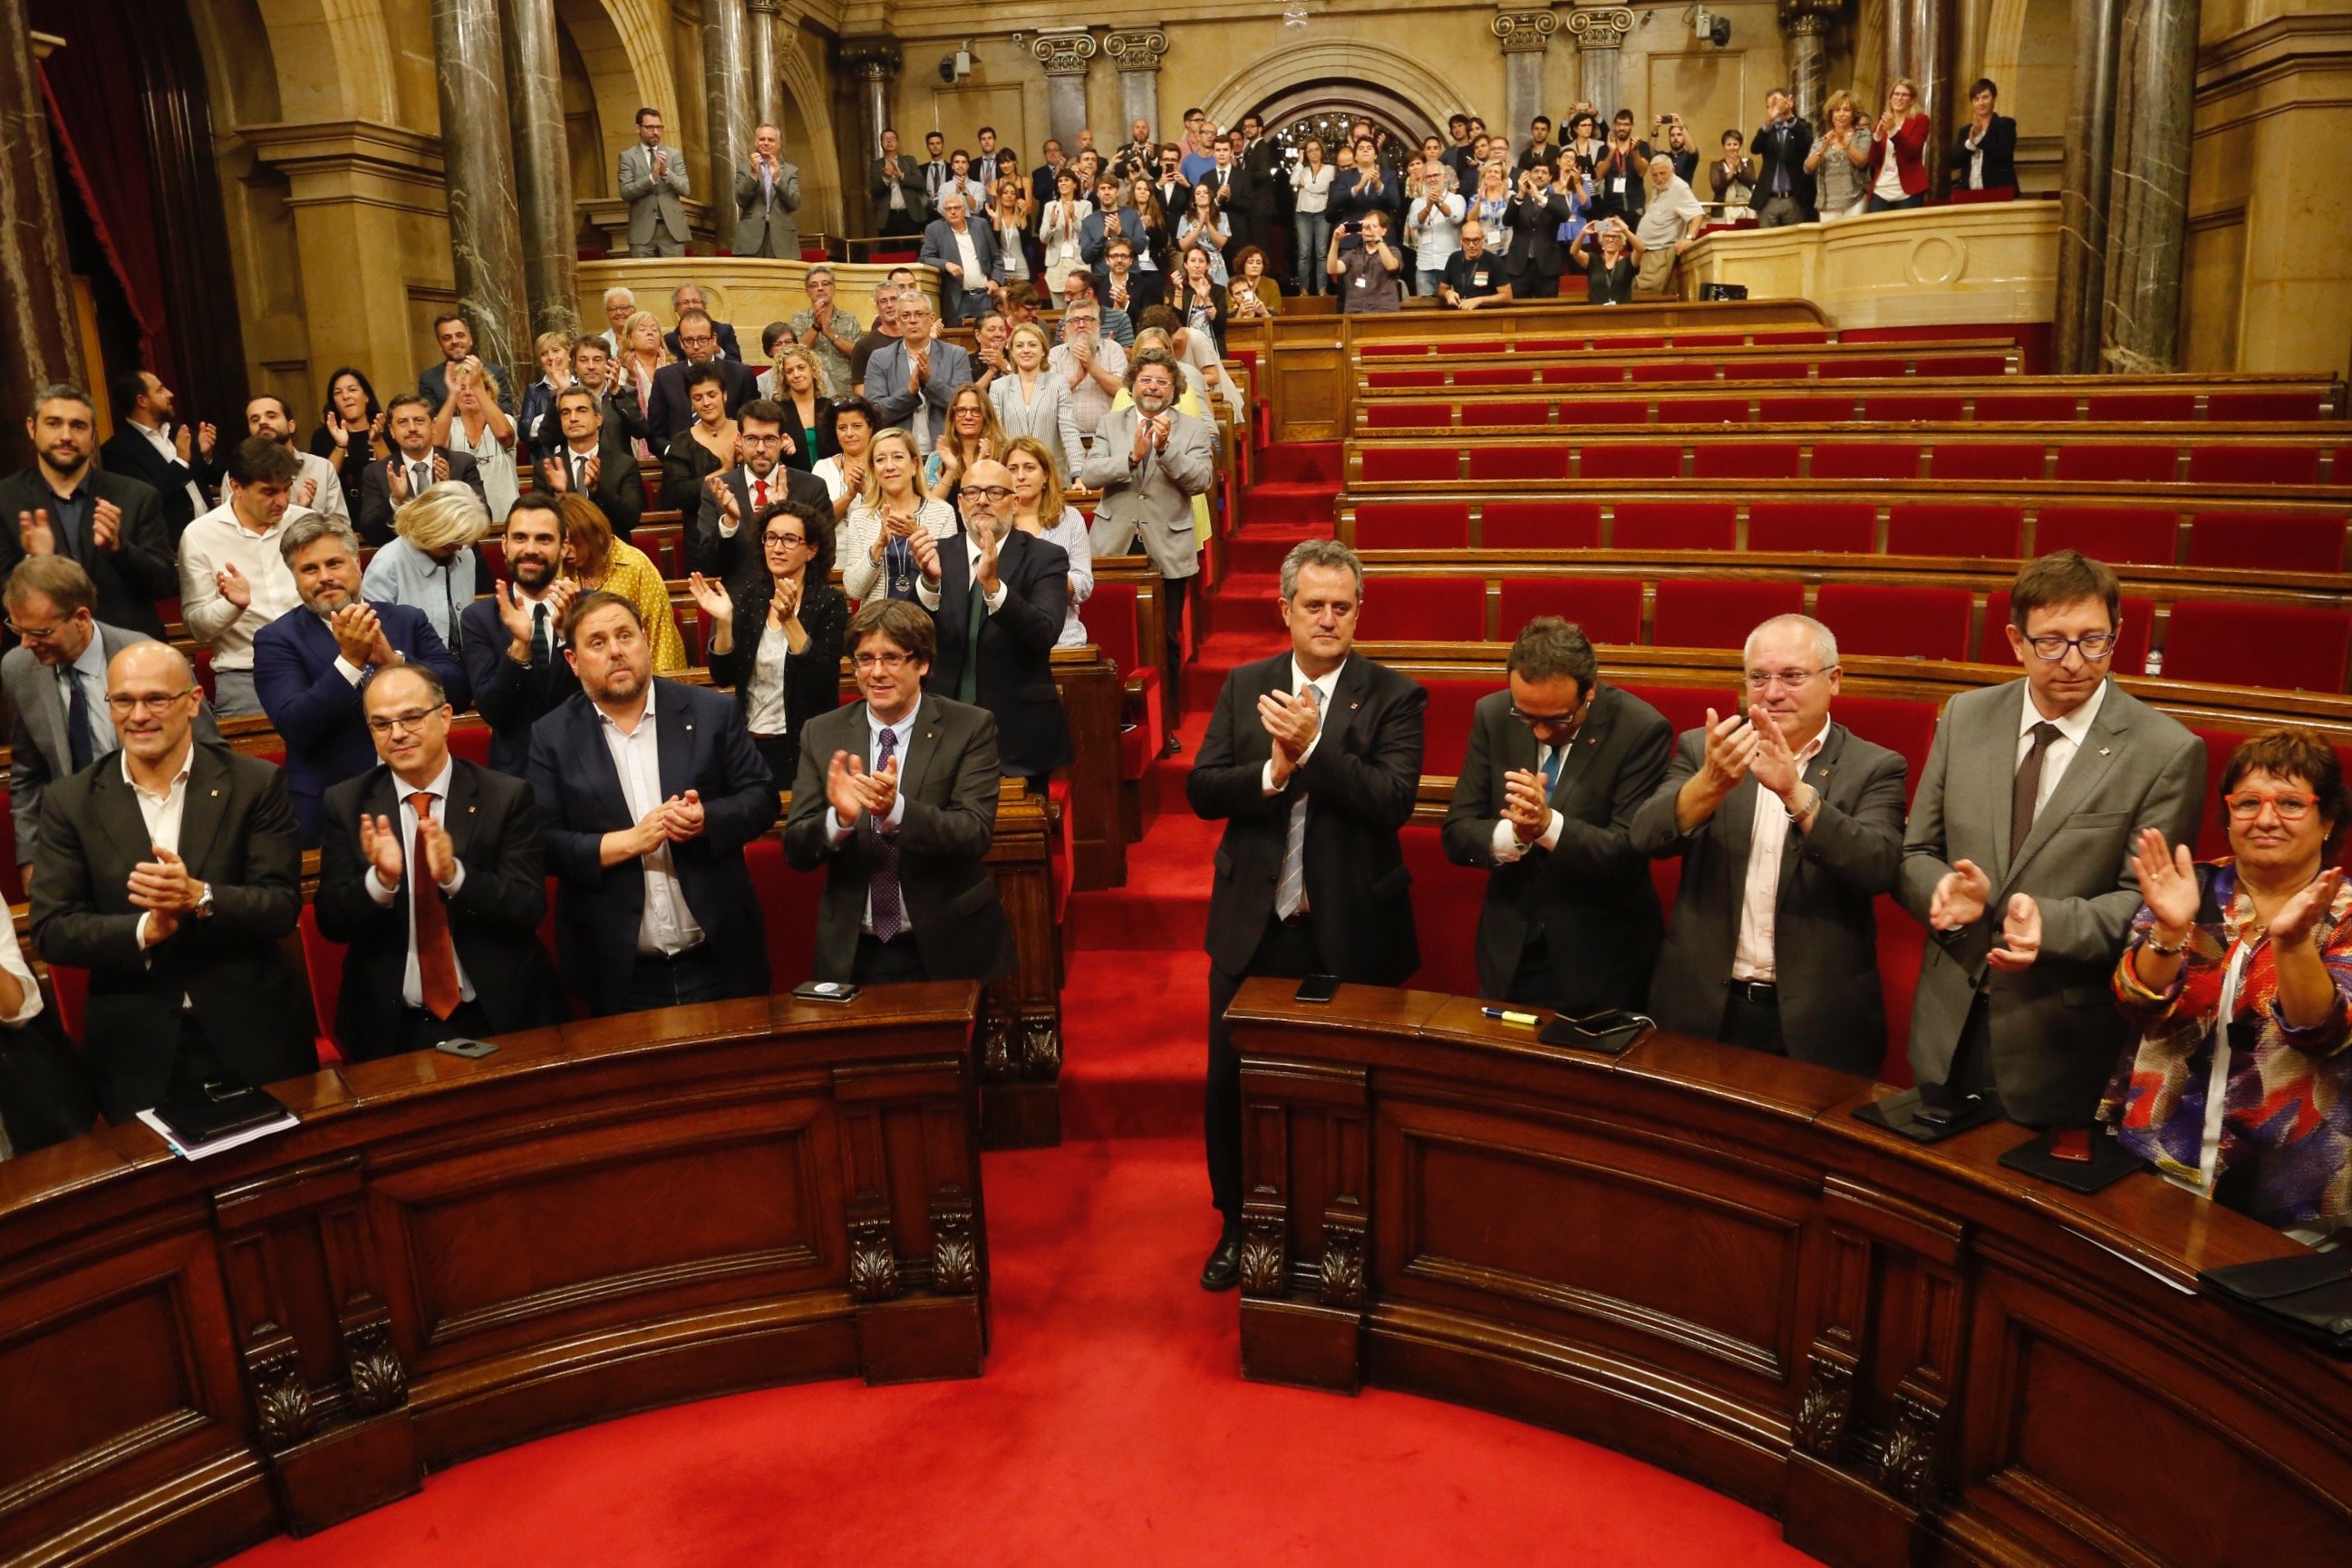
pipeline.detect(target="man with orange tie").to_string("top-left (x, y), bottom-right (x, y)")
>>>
top-left (313, 663), bottom-right (561, 1058)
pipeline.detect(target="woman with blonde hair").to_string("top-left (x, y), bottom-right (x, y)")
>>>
top-left (431, 360), bottom-right (518, 517)
top-left (518, 329), bottom-right (576, 464)
top-left (363, 480), bottom-right (490, 650)
top-left (838, 427), bottom-right (956, 602)
top-left (1002, 435), bottom-right (1092, 649)
top-left (990, 322), bottom-right (1079, 480)
top-left (770, 344), bottom-right (833, 470)
top-left (617, 307), bottom-right (670, 460)
top-left (1806, 90), bottom-right (1873, 221)
top-left (1864, 78), bottom-right (1931, 211)
top-left (922, 382), bottom-right (1006, 503)
top-left (557, 492), bottom-right (685, 672)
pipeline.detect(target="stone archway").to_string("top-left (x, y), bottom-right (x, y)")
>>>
top-left (1197, 37), bottom-right (1470, 148)
top-left (1246, 79), bottom-right (1442, 176)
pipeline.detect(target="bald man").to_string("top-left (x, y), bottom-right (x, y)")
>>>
top-left (30, 641), bottom-right (315, 1120)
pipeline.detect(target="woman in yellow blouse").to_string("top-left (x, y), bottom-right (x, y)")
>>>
top-left (557, 493), bottom-right (686, 672)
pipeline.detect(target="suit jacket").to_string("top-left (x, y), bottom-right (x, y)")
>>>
top-left (919, 216), bottom-right (1002, 324)
top-left (1949, 116), bottom-right (2019, 190)
top-left (662, 321), bottom-right (745, 363)
top-left (1441, 684), bottom-right (1672, 1012)
top-left (707, 577), bottom-right (846, 780)
top-left (1187, 652), bottom-right (1425, 984)
top-left (251, 602), bottom-right (468, 846)
top-left (692, 463), bottom-right (830, 580)
top-left (6, 626), bottom-right (222, 868)
top-left (1505, 192), bottom-right (1572, 279)
top-left (356, 448), bottom-right (488, 547)
top-left (1631, 721), bottom-right (1908, 1072)
top-left (544, 435), bottom-right (646, 540)
top-left (782, 694), bottom-right (1017, 985)
top-left (314, 760), bottom-right (562, 1060)
top-left (865, 338), bottom-right (973, 443)
top-left (644, 357), bottom-right (760, 442)
top-left (458, 594), bottom-right (581, 778)
top-left (1896, 678), bottom-right (2204, 1123)
top-left (923, 528), bottom-right (1071, 778)
top-left (528, 680), bottom-right (779, 1014)
top-left (1079, 405), bottom-right (1216, 580)
top-left (98, 425), bottom-right (215, 539)
top-left (30, 743), bottom-right (313, 1118)
top-left (0, 468), bottom-right (175, 639)
top-left (869, 155), bottom-right (916, 227)
top-left (1867, 114), bottom-right (1934, 198)
top-left (618, 141), bottom-right (691, 247)
top-left (735, 160), bottom-right (802, 257)
top-left (1751, 117), bottom-right (1818, 211)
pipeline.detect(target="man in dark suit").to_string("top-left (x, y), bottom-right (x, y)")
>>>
top-left (784, 598), bottom-right (1017, 986)
top-left (315, 663), bottom-right (561, 1059)
top-left (1631, 615), bottom-right (1909, 1073)
top-left (98, 368), bottom-right (216, 539)
top-left (1751, 90), bottom-right (1817, 227)
top-left (418, 313), bottom-right (516, 413)
top-left (534, 385), bottom-right (644, 541)
top-left (645, 311), bottom-right (760, 440)
top-left (356, 392), bottom-right (488, 547)
top-left (1187, 539), bottom-right (1424, 1289)
top-left (661, 285), bottom-right (745, 362)
top-left (253, 516), bottom-right (467, 847)
top-left (911, 458), bottom-right (1070, 784)
top-left (0, 383), bottom-right (177, 640)
top-left (1898, 552), bottom-right (2205, 1124)
top-left (1504, 165), bottom-right (1573, 301)
top-left (1443, 616), bottom-right (1672, 1015)
top-left (460, 495), bottom-right (579, 779)
top-left (31, 642), bottom-right (315, 1121)
top-left (529, 591), bottom-right (779, 1016)
top-left (870, 127), bottom-right (920, 237)
top-left (693, 400), bottom-right (829, 578)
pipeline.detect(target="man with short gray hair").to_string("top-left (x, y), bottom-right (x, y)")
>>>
top-left (664, 284), bottom-right (743, 362)
top-left (592, 286), bottom-right (637, 358)
top-left (1633, 154), bottom-right (1708, 295)
top-left (1631, 614), bottom-right (1908, 1070)
top-left (1080, 348), bottom-right (1214, 677)
top-left (788, 266), bottom-right (863, 395)
top-left (733, 121), bottom-right (800, 259)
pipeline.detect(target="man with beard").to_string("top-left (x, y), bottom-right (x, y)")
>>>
top-left (356, 392), bottom-right (488, 547)
top-left (696, 399), bottom-right (829, 579)
top-left (0, 384), bottom-right (176, 640)
top-left (243, 392), bottom-right (352, 524)
top-left (459, 496), bottom-right (579, 778)
top-left (787, 266), bottom-right (862, 398)
top-left (1081, 350), bottom-right (1215, 681)
top-left (536, 384), bottom-right (644, 541)
top-left (252, 516), bottom-right (465, 846)
top-left (419, 313), bottom-right (513, 413)
top-left (529, 592), bottom-right (778, 1016)
top-left (99, 368), bottom-right (216, 538)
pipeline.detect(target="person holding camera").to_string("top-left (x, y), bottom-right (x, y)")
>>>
top-left (1326, 208), bottom-right (1404, 314)
top-left (1593, 109), bottom-right (1652, 223)
top-left (1657, 114), bottom-right (1699, 183)
top-left (1568, 216), bottom-right (1642, 305)
top-left (1503, 163), bottom-right (1572, 300)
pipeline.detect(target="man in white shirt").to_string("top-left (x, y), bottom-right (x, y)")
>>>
top-left (177, 437), bottom-right (314, 715)
top-left (98, 368), bottom-right (215, 537)
top-left (1405, 167), bottom-right (1466, 296)
top-left (244, 393), bottom-right (351, 525)
top-left (1632, 154), bottom-right (1709, 295)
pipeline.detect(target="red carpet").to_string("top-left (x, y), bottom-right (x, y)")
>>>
top-left (229, 443), bottom-right (1819, 1567)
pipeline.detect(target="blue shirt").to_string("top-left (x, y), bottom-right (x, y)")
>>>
top-left (61, 633), bottom-right (117, 763)
top-left (361, 537), bottom-right (479, 653)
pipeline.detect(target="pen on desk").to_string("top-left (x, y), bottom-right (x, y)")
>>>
top-left (1482, 1007), bottom-right (1541, 1026)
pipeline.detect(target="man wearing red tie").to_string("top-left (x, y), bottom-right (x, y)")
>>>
top-left (694, 400), bottom-right (830, 579)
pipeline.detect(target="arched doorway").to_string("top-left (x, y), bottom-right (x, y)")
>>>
top-left (1245, 78), bottom-right (1439, 177)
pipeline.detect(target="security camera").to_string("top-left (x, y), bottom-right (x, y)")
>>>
top-left (1694, 8), bottom-right (1731, 45)
top-left (937, 48), bottom-right (973, 83)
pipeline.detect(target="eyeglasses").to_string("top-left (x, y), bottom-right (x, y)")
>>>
top-left (5, 618), bottom-right (63, 640)
top-left (964, 486), bottom-right (1014, 502)
top-left (106, 688), bottom-right (196, 714)
top-left (852, 652), bottom-right (916, 671)
top-left (2021, 630), bottom-right (2120, 663)
top-left (1744, 667), bottom-right (1827, 691)
top-left (2224, 791), bottom-right (2318, 821)
top-left (1509, 704), bottom-right (1583, 728)
top-left (739, 431), bottom-right (782, 446)
top-left (762, 533), bottom-right (809, 550)
top-left (365, 708), bottom-right (444, 736)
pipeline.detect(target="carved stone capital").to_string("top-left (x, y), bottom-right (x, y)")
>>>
top-left (848, 1215), bottom-right (901, 1302)
top-left (1778, 0), bottom-right (1840, 36)
top-left (1873, 1391), bottom-right (1944, 1507)
top-left (1793, 1352), bottom-right (1853, 1459)
top-left (1319, 1221), bottom-right (1366, 1307)
top-left (746, 0), bottom-right (783, 15)
top-left (1103, 27), bottom-right (1168, 72)
top-left (930, 1204), bottom-right (980, 1294)
top-left (1491, 8), bottom-right (1561, 53)
top-left (1030, 28), bottom-right (1099, 78)
top-left (1238, 1215), bottom-right (1287, 1296)
top-left (838, 35), bottom-right (903, 82)
top-left (1564, 5), bottom-right (1634, 49)
top-left (343, 1321), bottom-right (408, 1416)
top-left (248, 1346), bottom-right (315, 1452)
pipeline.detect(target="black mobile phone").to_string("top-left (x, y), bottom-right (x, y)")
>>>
top-left (1912, 1081), bottom-right (1977, 1128)
top-left (434, 1038), bottom-right (498, 1059)
top-left (1294, 974), bottom-right (1341, 1004)
top-left (792, 980), bottom-right (861, 1004)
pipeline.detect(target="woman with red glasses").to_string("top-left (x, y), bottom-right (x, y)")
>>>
top-left (2105, 725), bottom-right (2352, 1239)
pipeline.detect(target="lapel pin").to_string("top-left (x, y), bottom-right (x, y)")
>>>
top-left (2098, 747), bottom-right (2111, 756)
top-left (209, 789), bottom-right (218, 798)
top-left (1350, 702), bottom-right (1360, 711)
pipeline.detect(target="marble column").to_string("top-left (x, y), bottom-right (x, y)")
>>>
top-left (1565, 6), bottom-right (1633, 120)
top-left (2099, 0), bottom-right (2197, 372)
top-left (747, 0), bottom-right (783, 131)
top-left (431, 0), bottom-right (529, 378)
top-left (840, 36), bottom-right (899, 162)
top-left (498, 0), bottom-right (577, 338)
top-left (1779, 0), bottom-right (1839, 126)
top-left (1493, 10), bottom-right (1559, 160)
top-left (2053, 0), bottom-right (2123, 374)
top-left (1103, 28), bottom-right (1166, 140)
top-left (1029, 29), bottom-right (1098, 150)
top-left (0, 14), bottom-right (84, 461)
top-left (704, 0), bottom-right (752, 253)
top-left (1883, 0), bottom-right (1955, 192)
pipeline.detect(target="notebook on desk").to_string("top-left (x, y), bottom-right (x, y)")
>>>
top-left (137, 1080), bottom-right (298, 1161)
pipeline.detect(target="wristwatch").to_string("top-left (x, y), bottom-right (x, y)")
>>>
top-left (193, 881), bottom-right (216, 920)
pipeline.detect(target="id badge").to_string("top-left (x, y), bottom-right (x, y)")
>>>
top-left (1612, 177), bottom-right (1626, 195)
top-left (1473, 269), bottom-right (1488, 286)
top-left (1353, 276), bottom-right (1367, 288)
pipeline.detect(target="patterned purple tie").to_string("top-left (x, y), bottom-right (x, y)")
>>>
top-left (868, 725), bottom-right (905, 942)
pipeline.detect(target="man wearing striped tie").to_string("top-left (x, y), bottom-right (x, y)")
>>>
top-left (1186, 539), bottom-right (1426, 1290)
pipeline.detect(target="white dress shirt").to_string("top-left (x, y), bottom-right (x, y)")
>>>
top-left (132, 421), bottom-right (208, 516)
top-left (178, 501), bottom-right (312, 670)
top-left (2018, 677), bottom-right (2109, 814)
top-left (595, 682), bottom-right (704, 957)
top-left (125, 744), bottom-right (195, 960)
top-left (828, 699), bottom-right (918, 934)
top-left (362, 757), bottom-right (478, 1008)
top-left (1260, 660), bottom-right (1341, 797)
top-left (1488, 734), bottom-right (1575, 864)
top-left (1730, 721), bottom-right (1830, 982)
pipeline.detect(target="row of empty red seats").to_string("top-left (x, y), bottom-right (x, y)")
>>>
top-left (1361, 349), bottom-right (2019, 390)
top-left (1357, 326), bottom-right (1844, 356)
top-left (1356, 385), bottom-right (2345, 427)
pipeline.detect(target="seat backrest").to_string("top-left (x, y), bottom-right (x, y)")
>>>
top-left (1613, 501), bottom-right (1736, 552)
top-left (1460, 402), bottom-right (1552, 428)
top-left (1885, 502), bottom-right (2021, 560)
top-left (1495, 577), bottom-right (1643, 645)
top-left (2034, 506), bottom-right (2178, 566)
top-left (1747, 502), bottom-right (1875, 555)
top-left (1692, 442), bottom-right (1800, 481)
top-left (1467, 445), bottom-right (1571, 482)
top-left (2055, 443), bottom-right (2178, 484)
top-left (1813, 584), bottom-right (1973, 661)
top-left (1418, 679), bottom-right (1489, 780)
top-left (1088, 580), bottom-right (1143, 675)
top-left (1363, 401), bottom-right (1449, 431)
top-left (46, 963), bottom-right (87, 1044)
top-left (1579, 443), bottom-right (1682, 480)
top-left (1651, 579), bottom-right (1804, 650)
top-left (2183, 510), bottom-right (2346, 575)
top-left (1926, 442), bottom-right (2045, 481)
top-left (1353, 501), bottom-right (1472, 551)
top-left (1360, 447), bottom-right (1457, 482)
top-left (1809, 442), bottom-right (1921, 482)
top-left (297, 905), bottom-right (346, 1058)
top-left (746, 837), bottom-right (820, 992)
top-left (2165, 601), bottom-right (2352, 693)
top-left (1357, 576), bottom-right (1486, 642)
top-left (1830, 695), bottom-right (1941, 802)
top-left (2186, 444), bottom-right (2322, 487)
top-left (1480, 501), bottom-right (1601, 550)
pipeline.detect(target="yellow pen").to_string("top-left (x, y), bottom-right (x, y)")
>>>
top-left (1481, 1007), bottom-right (1541, 1027)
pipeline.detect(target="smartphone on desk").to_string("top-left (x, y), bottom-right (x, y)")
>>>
top-left (792, 981), bottom-right (861, 1005)
top-left (434, 1038), bottom-right (498, 1059)
top-left (1294, 974), bottom-right (1341, 1005)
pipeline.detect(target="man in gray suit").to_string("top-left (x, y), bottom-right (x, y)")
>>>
top-left (734, 122), bottom-right (800, 259)
top-left (1898, 551), bottom-right (2204, 1124)
top-left (4, 557), bottom-right (218, 883)
top-left (1080, 348), bottom-right (1215, 678)
top-left (864, 294), bottom-right (972, 451)
top-left (870, 127), bottom-right (920, 237)
top-left (918, 192), bottom-right (1002, 325)
top-left (619, 105), bottom-right (690, 257)
top-left (1631, 615), bottom-right (1908, 1073)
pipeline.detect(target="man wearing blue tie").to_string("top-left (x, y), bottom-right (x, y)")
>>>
top-left (1442, 616), bottom-right (1672, 1014)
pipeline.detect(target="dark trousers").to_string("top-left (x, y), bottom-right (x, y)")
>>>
top-left (393, 999), bottom-right (497, 1058)
top-left (1205, 911), bottom-right (1321, 1220)
top-left (1716, 985), bottom-right (1786, 1056)
top-left (1505, 932), bottom-right (1560, 1009)
top-left (879, 209), bottom-right (923, 238)
top-left (1163, 572), bottom-right (1191, 704)
top-left (1512, 269), bottom-right (1560, 301)
top-left (1945, 991), bottom-right (2000, 1098)
top-left (852, 932), bottom-right (932, 984)
top-left (615, 943), bottom-right (731, 1016)
top-left (751, 732), bottom-right (799, 789)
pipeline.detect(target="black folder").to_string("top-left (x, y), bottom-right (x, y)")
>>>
top-left (2200, 1250), bottom-right (2352, 1355)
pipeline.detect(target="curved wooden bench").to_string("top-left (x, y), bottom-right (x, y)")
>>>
top-left (1350, 375), bottom-right (2349, 426)
top-left (1356, 342), bottom-right (2023, 392)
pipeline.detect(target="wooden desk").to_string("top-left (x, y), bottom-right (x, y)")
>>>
top-left (0, 984), bottom-right (989, 1566)
top-left (1229, 982), bottom-right (2352, 1568)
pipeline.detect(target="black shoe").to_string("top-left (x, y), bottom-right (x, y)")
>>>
top-left (1200, 1227), bottom-right (1243, 1291)
top-left (1163, 733), bottom-right (1184, 758)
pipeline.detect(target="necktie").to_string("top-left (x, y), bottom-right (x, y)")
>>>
top-left (958, 547), bottom-right (985, 703)
top-left (753, 475), bottom-right (769, 514)
top-left (530, 602), bottom-right (550, 668)
top-left (867, 726), bottom-right (906, 941)
top-left (1541, 742), bottom-right (1564, 798)
top-left (410, 792), bottom-right (461, 1020)
top-left (574, 454), bottom-right (589, 492)
top-left (1273, 685), bottom-right (1323, 920)
top-left (411, 461), bottom-right (431, 497)
top-left (65, 665), bottom-right (94, 772)
top-left (2010, 721), bottom-right (2062, 862)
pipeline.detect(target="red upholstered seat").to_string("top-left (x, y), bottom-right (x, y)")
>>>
top-left (1693, 442), bottom-right (1798, 480)
top-left (191, 645), bottom-right (216, 702)
top-left (1722, 361), bottom-right (1811, 382)
top-left (1580, 444), bottom-right (1682, 480)
top-left (1831, 695), bottom-right (1941, 802)
top-left (1572, 398), bottom-right (1650, 425)
top-left (1929, 443), bottom-right (2046, 481)
top-left (1461, 402), bottom-right (1551, 428)
top-left (2186, 444), bottom-right (2322, 486)
top-left (2034, 506), bottom-right (2177, 566)
top-left (1862, 393), bottom-right (1967, 422)
top-left (1360, 447), bottom-right (1457, 482)
top-left (1757, 394), bottom-right (1856, 422)
top-left (1811, 442), bottom-right (1921, 482)
top-left (2056, 443), bottom-right (2177, 484)
top-left (1819, 356), bottom-right (1907, 379)
top-left (1748, 502), bottom-right (1875, 554)
top-left (1975, 392), bottom-right (2079, 422)
top-left (46, 963), bottom-right (87, 1043)
top-left (447, 726), bottom-right (494, 767)
top-left (1752, 328), bottom-right (1832, 345)
top-left (1650, 396), bottom-right (1749, 424)
top-left (1455, 367), bottom-right (1537, 388)
top-left (2184, 510), bottom-right (2345, 574)
top-left (1443, 340), bottom-right (1509, 356)
top-left (1629, 363), bottom-right (1718, 384)
top-left (1980, 592), bottom-right (2155, 670)
top-left (1365, 369), bottom-right (1447, 389)
top-left (1652, 579), bottom-right (1804, 649)
top-left (1363, 401), bottom-right (1449, 430)
top-left (1517, 337), bottom-right (1584, 352)
top-left (1352, 502), bottom-right (1472, 550)
top-left (1886, 502), bottom-right (2021, 559)
top-left (1814, 584), bottom-right (1972, 661)
top-left (1614, 501), bottom-right (1736, 551)
top-left (2086, 392), bottom-right (2197, 421)
top-left (1938, 353), bottom-right (2014, 376)
top-left (2206, 391), bottom-right (2328, 421)
top-left (1355, 576), bottom-right (1486, 642)
top-left (746, 837), bottom-right (820, 992)
top-left (1401, 824), bottom-right (1491, 998)
top-left (1597, 334), bottom-right (1667, 351)
top-left (477, 541), bottom-right (506, 578)
top-left (1674, 333), bottom-right (1744, 348)
top-left (1085, 582), bottom-right (1161, 779)
top-left (1542, 363), bottom-right (1623, 386)
top-left (295, 905), bottom-right (350, 1065)
top-left (1468, 445), bottom-right (1572, 481)
top-left (1496, 576), bottom-right (1643, 645)
top-left (1418, 679), bottom-right (1490, 785)
top-left (2165, 601), bottom-right (2352, 693)
top-left (1480, 500), bottom-right (1601, 549)
top-left (1615, 683), bottom-right (1716, 740)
